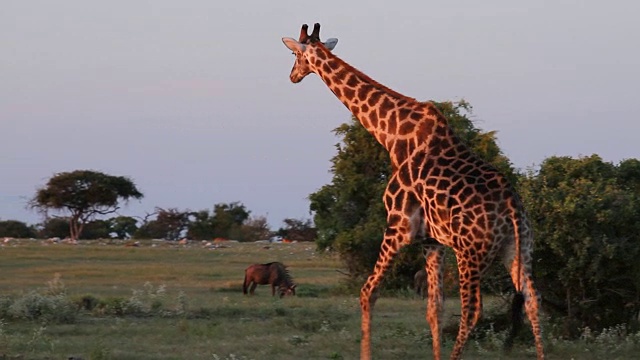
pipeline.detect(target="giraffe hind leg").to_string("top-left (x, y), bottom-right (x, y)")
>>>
top-left (523, 272), bottom-right (545, 359)
top-left (505, 245), bottom-right (545, 359)
top-left (424, 245), bottom-right (445, 360)
top-left (450, 263), bottom-right (484, 360)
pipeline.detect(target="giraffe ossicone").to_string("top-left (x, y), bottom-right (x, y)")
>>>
top-left (282, 23), bottom-right (544, 360)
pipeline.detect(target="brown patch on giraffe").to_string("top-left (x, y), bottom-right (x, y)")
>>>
top-left (369, 111), bottom-right (379, 128)
top-left (410, 111), bottom-right (422, 121)
top-left (416, 119), bottom-right (436, 139)
top-left (437, 157), bottom-right (450, 167)
top-left (343, 87), bottom-right (356, 100)
top-left (322, 75), bottom-right (333, 86)
top-left (322, 63), bottom-right (332, 74)
top-left (435, 124), bottom-right (448, 137)
top-left (332, 87), bottom-right (342, 98)
top-left (387, 116), bottom-right (397, 134)
top-left (361, 103), bottom-right (369, 113)
top-left (386, 178), bottom-right (401, 194)
top-left (358, 84), bottom-right (373, 101)
top-left (379, 97), bottom-right (395, 118)
top-left (367, 91), bottom-right (382, 108)
top-left (336, 68), bottom-right (348, 79)
top-left (398, 121), bottom-right (414, 136)
top-left (385, 196), bottom-right (394, 210)
top-left (346, 74), bottom-right (358, 88)
top-left (316, 49), bottom-right (327, 60)
top-left (331, 75), bottom-right (342, 85)
top-left (437, 179), bottom-right (451, 191)
top-left (398, 108), bottom-right (411, 120)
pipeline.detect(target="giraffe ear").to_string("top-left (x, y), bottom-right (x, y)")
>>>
top-left (324, 38), bottom-right (338, 51)
top-left (282, 37), bottom-right (306, 53)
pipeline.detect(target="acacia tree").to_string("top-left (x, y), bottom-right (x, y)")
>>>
top-left (30, 170), bottom-right (143, 241)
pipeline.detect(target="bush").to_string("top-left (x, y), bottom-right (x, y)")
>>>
top-left (8, 291), bottom-right (76, 324)
top-left (519, 155), bottom-right (640, 335)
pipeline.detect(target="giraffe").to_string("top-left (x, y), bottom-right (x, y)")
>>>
top-left (282, 23), bottom-right (544, 360)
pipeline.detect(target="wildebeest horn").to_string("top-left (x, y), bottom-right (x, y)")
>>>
top-left (311, 23), bottom-right (321, 40)
top-left (299, 24), bottom-right (309, 42)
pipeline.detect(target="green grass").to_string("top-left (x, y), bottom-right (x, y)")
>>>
top-left (0, 240), bottom-right (638, 359)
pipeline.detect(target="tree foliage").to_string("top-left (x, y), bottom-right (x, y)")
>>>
top-left (518, 155), bottom-right (640, 334)
top-left (40, 217), bottom-right (72, 239)
top-left (0, 220), bottom-right (37, 238)
top-left (109, 216), bottom-right (139, 239)
top-left (134, 208), bottom-right (189, 240)
top-left (275, 218), bottom-right (317, 242)
top-left (310, 100), bottom-right (515, 287)
top-left (30, 170), bottom-right (143, 240)
top-left (134, 202), bottom-right (258, 241)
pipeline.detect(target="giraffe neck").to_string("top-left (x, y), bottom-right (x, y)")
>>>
top-left (306, 45), bottom-right (450, 168)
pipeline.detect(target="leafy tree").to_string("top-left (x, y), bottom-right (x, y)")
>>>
top-left (309, 100), bottom-right (516, 288)
top-left (235, 216), bottom-right (271, 241)
top-left (182, 202), bottom-right (254, 241)
top-left (211, 202), bottom-right (250, 240)
top-left (0, 220), bottom-right (37, 238)
top-left (40, 217), bottom-right (71, 239)
top-left (275, 218), bottom-right (317, 242)
top-left (30, 170), bottom-right (143, 240)
top-left (518, 155), bottom-right (640, 334)
top-left (81, 219), bottom-right (111, 239)
top-left (109, 216), bottom-right (138, 239)
top-left (186, 210), bottom-right (215, 240)
top-left (134, 208), bottom-right (189, 240)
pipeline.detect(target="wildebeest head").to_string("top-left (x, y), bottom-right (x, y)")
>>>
top-left (278, 283), bottom-right (297, 298)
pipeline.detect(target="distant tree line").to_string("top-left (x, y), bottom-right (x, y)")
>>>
top-left (1, 171), bottom-right (315, 242)
top-left (0, 208), bottom-right (315, 242)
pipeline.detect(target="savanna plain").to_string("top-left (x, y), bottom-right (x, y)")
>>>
top-left (1, 240), bottom-right (638, 360)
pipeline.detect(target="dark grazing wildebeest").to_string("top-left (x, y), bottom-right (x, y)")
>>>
top-left (243, 262), bottom-right (296, 298)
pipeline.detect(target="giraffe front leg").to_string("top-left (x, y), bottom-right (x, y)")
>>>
top-left (360, 226), bottom-right (414, 360)
top-left (424, 245), bottom-right (445, 360)
top-left (361, 175), bottom-right (420, 360)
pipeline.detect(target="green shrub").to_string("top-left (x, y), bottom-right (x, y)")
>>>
top-left (8, 291), bottom-right (76, 323)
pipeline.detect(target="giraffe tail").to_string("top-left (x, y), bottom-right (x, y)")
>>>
top-left (505, 292), bottom-right (525, 351)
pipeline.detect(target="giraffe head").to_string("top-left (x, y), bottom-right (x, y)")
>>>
top-left (282, 23), bottom-right (338, 83)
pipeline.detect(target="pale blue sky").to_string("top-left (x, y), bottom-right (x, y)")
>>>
top-left (2, 1), bottom-right (639, 228)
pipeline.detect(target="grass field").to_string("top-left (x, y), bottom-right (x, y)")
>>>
top-left (1, 239), bottom-right (638, 359)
